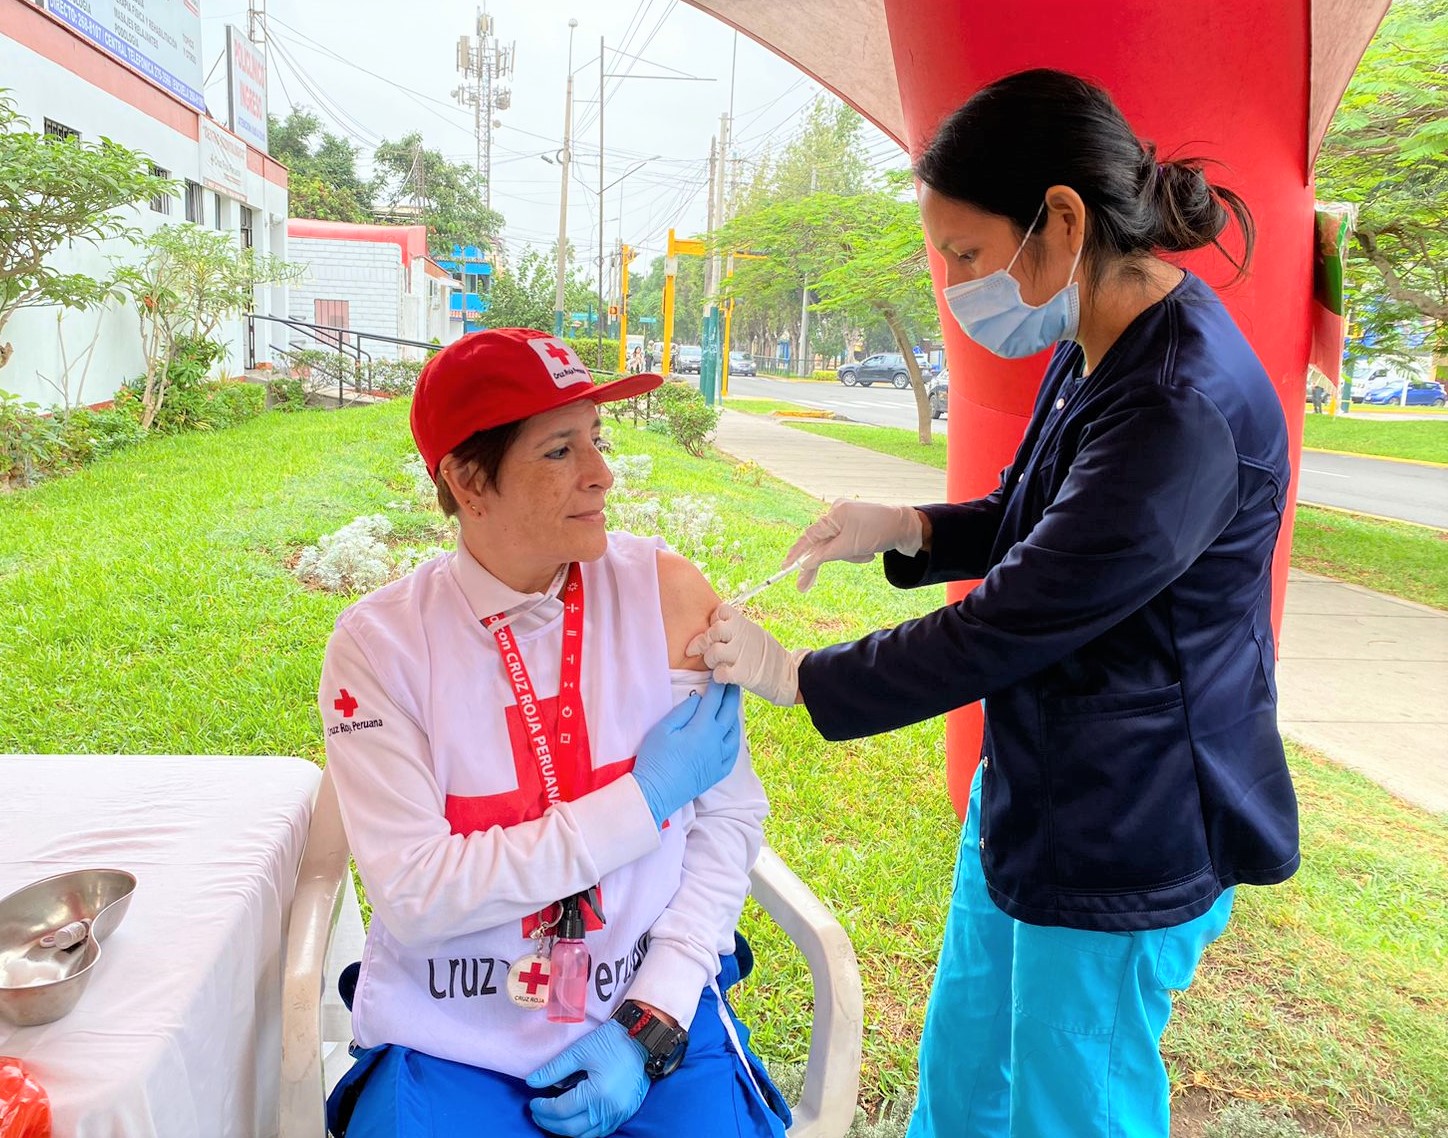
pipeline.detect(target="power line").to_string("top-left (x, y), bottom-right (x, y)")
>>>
top-left (266, 34), bottom-right (384, 150)
top-left (265, 18), bottom-right (474, 143)
top-left (574, 0), bottom-right (677, 137)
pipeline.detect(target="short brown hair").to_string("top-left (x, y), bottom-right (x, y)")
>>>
top-left (435, 420), bottom-right (525, 516)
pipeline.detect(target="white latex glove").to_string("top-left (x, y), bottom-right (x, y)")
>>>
top-left (784, 499), bottom-right (924, 592)
top-left (686, 604), bottom-right (805, 706)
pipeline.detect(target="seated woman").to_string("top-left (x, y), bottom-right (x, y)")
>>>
top-left (319, 328), bottom-right (787, 1138)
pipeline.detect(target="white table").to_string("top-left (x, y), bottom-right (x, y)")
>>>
top-left (0, 755), bottom-right (362, 1138)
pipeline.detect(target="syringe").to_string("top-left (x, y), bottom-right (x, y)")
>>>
top-left (727, 556), bottom-right (810, 608)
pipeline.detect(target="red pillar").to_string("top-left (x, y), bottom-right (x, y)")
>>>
top-left (882, 1), bottom-right (1314, 817)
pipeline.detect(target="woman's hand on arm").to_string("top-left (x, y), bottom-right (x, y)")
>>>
top-left (687, 604), bottom-right (804, 706)
top-left (634, 551), bottom-right (771, 1026)
top-left (320, 622), bottom-right (661, 947)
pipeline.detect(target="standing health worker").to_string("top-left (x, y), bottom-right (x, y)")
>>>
top-left (689, 69), bottom-right (1300, 1138)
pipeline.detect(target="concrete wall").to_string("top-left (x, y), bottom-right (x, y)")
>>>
top-left (285, 238), bottom-right (403, 362)
top-left (0, 2), bottom-right (289, 408)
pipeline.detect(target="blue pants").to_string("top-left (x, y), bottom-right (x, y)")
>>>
top-left (908, 767), bottom-right (1234, 1138)
top-left (329, 986), bottom-right (788, 1138)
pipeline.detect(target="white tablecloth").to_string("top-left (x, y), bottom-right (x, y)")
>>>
top-left (0, 755), bottom-right (360, 1138)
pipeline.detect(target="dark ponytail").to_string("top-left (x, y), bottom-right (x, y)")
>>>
top-left (915, 69), bottom-right (1255, 281)
top-left (1141, 145), bottom-right (1255, 275)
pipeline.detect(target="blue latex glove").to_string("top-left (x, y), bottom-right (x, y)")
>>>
top-left (526, 1020), bottom-right (650, 1138)
top-left (631, 681), bottom-right (741, 827)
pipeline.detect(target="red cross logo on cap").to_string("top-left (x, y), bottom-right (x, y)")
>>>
top-left (334, 689), bottom-right (359, 718)
top-left (545, 341), bottom-right (573, 366)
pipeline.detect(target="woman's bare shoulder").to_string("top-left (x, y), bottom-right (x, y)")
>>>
top-left (655, 548), bottom-right (719, 671)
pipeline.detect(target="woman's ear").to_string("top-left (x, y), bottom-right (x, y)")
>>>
top-left (438, 456), bottom-right (482, 517)
top-left (1044, 184), bottom-right (1087, 257)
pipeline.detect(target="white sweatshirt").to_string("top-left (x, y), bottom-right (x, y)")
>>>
top-left (317, 531), bottom-right (766, 1076)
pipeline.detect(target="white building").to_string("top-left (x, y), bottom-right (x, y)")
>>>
top-left (0, 0), bottom-right (289, 409)
top-left (285, 221), bottom-right (461, 362)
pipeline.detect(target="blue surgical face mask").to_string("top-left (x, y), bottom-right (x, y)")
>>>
top-left (942, 204), bottom-right (1084, 359)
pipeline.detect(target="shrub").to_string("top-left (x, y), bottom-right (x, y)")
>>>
top-left (53, 406), bottom-right (145, 467)
top-left (280, 347), bottom-right (355, 395)
top-left (294, 515), bottom-right (394, 593)
top-left (121, 334), bottom-right (233, 434)
top-left (267, 375), bottom-right (308, 413)
top-left (652, 381), bottom-right (719, 457)
top-left (564, 336), bottom-right (621, 375)
top-left (198, 380), bottom-right (264, 429)
top-left (811, 369), bottom-right (837, 382)
top-left (0, 391), bottom-right (60, 488)
top-left (364, 358), bottom-right (424, 397)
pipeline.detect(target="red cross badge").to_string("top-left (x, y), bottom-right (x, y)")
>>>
top-left (506, 952), bottom-right (552, 1010)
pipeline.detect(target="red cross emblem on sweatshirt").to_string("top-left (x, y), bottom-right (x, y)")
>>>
top-left (334, 689), bottom-right (359, 718)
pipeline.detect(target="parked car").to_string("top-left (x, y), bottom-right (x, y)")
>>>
top-left (837, 352), bottom-right (913, 389)
top-left (673, 344), bottom-right (702, 374)
top-left (928, 370), bottom-right (949, 419)
top-left (1363, 377), bottom-right (1446, 407)
top-left (728, 350), bottom-right (756, 376)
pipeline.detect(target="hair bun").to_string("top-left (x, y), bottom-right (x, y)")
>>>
top-left (1147, 160), bottom-right (1226, 252)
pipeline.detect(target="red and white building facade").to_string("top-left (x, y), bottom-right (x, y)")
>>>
top-left (285, 221), bottom-right (461, 362)
top-left (0, 0), bottom-right (290, 408)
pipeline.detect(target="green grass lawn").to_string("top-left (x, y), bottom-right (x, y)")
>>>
top-left (725, 395), bottom-right (837, 418)
top-left (785, 420), bottom-right (949, 469)
top-left (1291, 506), bottom-right (1448, 611)
top-left (1302, 417), bottom-right (1448, 464)
top-left (1, 401), bottom-right (1444, 1133)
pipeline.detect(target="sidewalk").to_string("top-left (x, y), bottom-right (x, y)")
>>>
top-left (713, 410), bottom-right (1448, 816)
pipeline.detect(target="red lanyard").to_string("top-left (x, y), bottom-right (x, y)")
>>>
top-left (482, 562), bottom-right (587, 804)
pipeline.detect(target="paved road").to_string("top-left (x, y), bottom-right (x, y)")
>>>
top-left (1297, 449), bottom-right (1448, 529)
top-left (729, 375), bottom-right (942, 431)
top-left (727, 376), bottom-right (1446, 529)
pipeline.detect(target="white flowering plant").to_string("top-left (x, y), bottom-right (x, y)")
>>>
top-left (293, 515), bottom-right (395, 593)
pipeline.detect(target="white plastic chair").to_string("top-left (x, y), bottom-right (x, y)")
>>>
top-left (280, 768), bottom-right (865, 1138)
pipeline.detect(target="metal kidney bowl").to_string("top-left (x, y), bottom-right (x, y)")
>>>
top-left (0, 869), bottom-right (137, 1026)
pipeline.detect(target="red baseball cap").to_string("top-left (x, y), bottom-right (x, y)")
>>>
top-left (410, 327), bottom-right (663, 475)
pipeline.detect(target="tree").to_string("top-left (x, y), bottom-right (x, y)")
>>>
top-left (266, 109), bottom-right (373, 223)
top-left (117, 224), bottom-right (301, 429)
top-left (0, 92), bottom-right (172, 372)
top-left (720, 97), bottom-right (880, 363)
top-left (718, 179), bottom-right (940, 440)
top-left (733, 97), bottom-right (871, 215)
top-left (1316, 0), bottom-right (1448, 364)
top-left (483, 244), bottom-right (594, 332)
top-left (630, 254), bottom-right (705, 347)
top-left (372, 133), bottom-right (504, 253)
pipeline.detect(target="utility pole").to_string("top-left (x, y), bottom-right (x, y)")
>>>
top-left (553, 19), bottom-right (578, 337)
top-left (710, 112), bottom-right (729, 303)
top-left (246, 0), bottom-right (267, 91)
top-left (799, 166), bottom-right (817, 377)
top-left (704, 136), bottom-right (717, 297)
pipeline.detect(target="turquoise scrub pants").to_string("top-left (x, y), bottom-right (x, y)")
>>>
top-left (908, 767), bottom-right (1235, 1138)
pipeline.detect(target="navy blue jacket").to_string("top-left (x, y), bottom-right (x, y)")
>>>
top-left (798, 273), bottom-right (1300, 931)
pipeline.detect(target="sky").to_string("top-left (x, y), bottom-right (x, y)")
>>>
top-left (197, 0), bottom-right (905, 277)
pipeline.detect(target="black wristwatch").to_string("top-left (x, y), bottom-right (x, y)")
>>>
top-left (611, 999), bottom-right (689, 1079)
